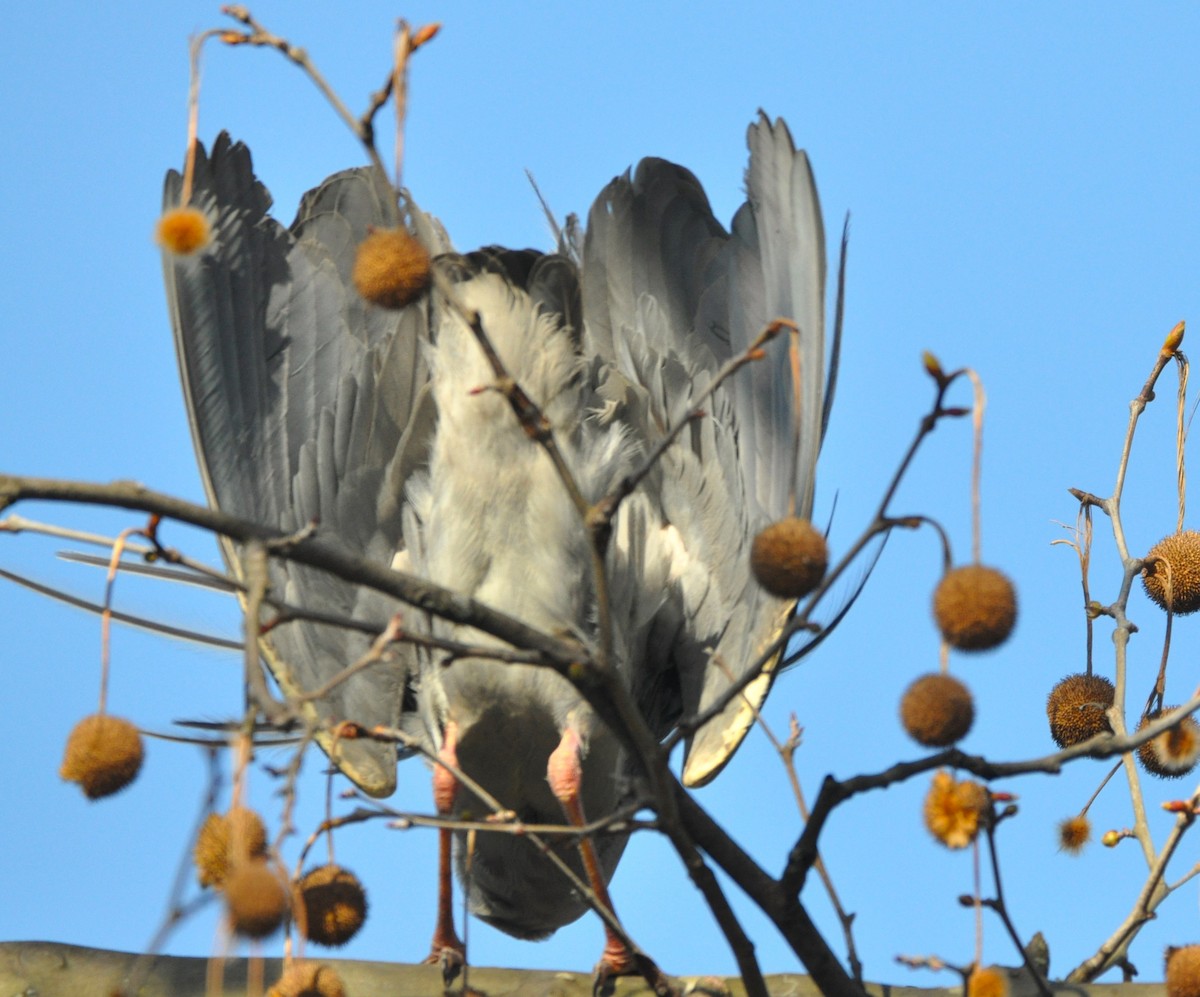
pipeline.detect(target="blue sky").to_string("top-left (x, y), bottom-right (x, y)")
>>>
top-left (3, 2), bottom-right (1200, 988)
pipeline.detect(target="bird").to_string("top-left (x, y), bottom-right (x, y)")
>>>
top-left (161, 112), bottom-right (836, 981)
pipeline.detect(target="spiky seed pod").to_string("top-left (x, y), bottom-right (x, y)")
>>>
top-left (1137, 709), bottom-right (1200, 779)
top-left (295, 865), bottom-right (368, 947)
top-left (967, 966), bottom-right (1010, 997)
top-left (194, 807), bottom-right (269, 888)
top-left (1167, 945), bottom-right (1200, 997)
top-left (1046, 673), bottom-right (1114, 748)
top-left (223, 859), bottom-right (290, 939)
top-left (750, 517), bottom-right (828, 599)
top-left (351, 227), bottom-right (431, 309)
top-left (1057, 814), bottom-right (1091, 854)
top-left (268, 962), bottom-right (347, 997)
top-left (155, 206), bottom-right (212, 256)
top-left (923, 770), bottom-right (990, 849)
top-left (900, 673), bottom-right (975, 747)
top-left (59, 714), bottom-right (144, 799)
top-left (932, 564), bottom-right (1017, 651)
top-left (1142, 531), bottom-right (1200, 615)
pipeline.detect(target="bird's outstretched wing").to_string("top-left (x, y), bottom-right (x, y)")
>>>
top-left (162, 134), bottom-right (451, 796)
top-left (583, 114), bottom-right (832, 787)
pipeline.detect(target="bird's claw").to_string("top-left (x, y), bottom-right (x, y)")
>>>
top-left (424, 942), bottom-right (465, 989)
top-left (592, 949), bottom-right (675, 997)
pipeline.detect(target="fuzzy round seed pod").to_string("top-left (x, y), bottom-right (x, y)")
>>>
top-left (750, 517), bottom-right (828, 599)
top-left (1167, 945), bottom-right (1200, 997)
top-left (932, 564), bottom-right (1017, 651)
top-left (59, 714), bottom-right (144, 799)
top-left (1143, 531), bottom-right (1200, 615)
top-left (351, 227), bottom-right (431, 308)
top-left (155, 206), bottom-right (212, 256)
top-left (1046, 673), bottom-right (1114, 748)
top-left (923, 770), bottom-right (990, 849)
top-left (295, 865), bottom-right (368, 947)
top-left (900, 673), bottom-right (975, 747)
top-left (1137, 709), bottom-right (1200, 779)
top-left (1057, 814), bottom-right (1091, 855)
top-left (194, 807), bottom-right (269, 888)
top-left (967, 966), bottom-right (1009, 997)
top-left (224, 859), bottom-right (290, 939)
top-left (268, 962), bottom-right (347, 997)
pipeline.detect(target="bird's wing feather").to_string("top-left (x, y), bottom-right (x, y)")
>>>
top-left (583, 114), bottom-right (828, 787)
top-left (162, 134), bottom-right (449, 795)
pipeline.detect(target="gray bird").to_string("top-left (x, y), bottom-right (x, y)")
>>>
top-left (162, 113), bottom-right (835, 976)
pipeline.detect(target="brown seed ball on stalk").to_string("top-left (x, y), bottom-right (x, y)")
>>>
top-left (194, 808), bottom-right (269, 888)
top-left (1167, 945), bottom-right (1200, 997)
top-left (224, 859), bottom-right (290, 939)
top-left (1137, 709), bottom-right (1200, 779)
top-left (1046, 673), bottom-right (1114, 748)
top-left (1143, 531), bottom-right (1200, 615)
top-left (59, 714), bottom-right (144, 799)
top-left (967, 966), bottom-right (1010, 997)
top-left (155, 206), bottom-right (212, 256)
top-left (923, 770), bottom-right (990, 849)
top-left (268, 963), bottom-right (347, 997)
top-left (900, 673), bottom-right (975, 747)
top-left (351, 227), bottom-right (431, 308)
top-left (295, 865), bottom-right (368, 947)
top-left (932, 564), bottom-right (1017, 651)
top-left (1057, 814), bottom-right (1091, 854)
top-left (750, 517), bottom-right (828, 598)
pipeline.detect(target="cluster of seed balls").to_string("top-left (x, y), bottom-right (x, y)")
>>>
top-left (59, 712), bottom-right (364, 996)
top-left (1043, 531), bottom-right (1200, 783)
top-left (749, 518), bottom-right (1016, 755)
top-left (749, 516), bottom-right (1021, 854)
top-left (190, 806), bottom-right (368, 950)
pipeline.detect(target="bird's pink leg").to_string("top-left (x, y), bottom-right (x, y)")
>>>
top-left (548, 727), bottom-right (670, 993)
top-left (424, 721), bottom-right (465, 984)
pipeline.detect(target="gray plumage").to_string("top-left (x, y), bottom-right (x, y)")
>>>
top-left (162, 113), bottom-right (833, 939)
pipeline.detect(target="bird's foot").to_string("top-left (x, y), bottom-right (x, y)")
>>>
top-left (423, 936), bottom-right (466, 989)
top-left (593, 939), bottom-right (675, 997)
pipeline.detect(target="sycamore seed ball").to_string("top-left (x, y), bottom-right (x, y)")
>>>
top-left (1046, 673), bottom-right (1114, 748)
top-left (900, 673), bottom-right (974, 747)
top-left (1057, 814), bottom-right (1091, 855)
top-left (194, 807), bottom-right (269, 888)
top-left (750, 517), bottom-right (828, 599)
top-left (268, 963), bottom-right (347, 997)
top-left (59, 714), bottom-right (144, 799)
top-left (1167, 945), bottom-right (1200, 997)
top-left (155, 206), bottom-right (212, 256)
top-left (352, 227), bottom-right (431, 309)
top-left (933, 564), bottom-right (1017, 651)
top-left (967, 966), bottom-right (1010, 997)
top-left (295, 865), bottom-right (368, 947)
top-left (923, 770), bottom-right (990, 849)
top-left (224, 859), bottom-right (290, 939)
top-left (1137, 709), bottom-right (1200, 779)
top-left (1143, 531), bottom-right (1200, 615)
